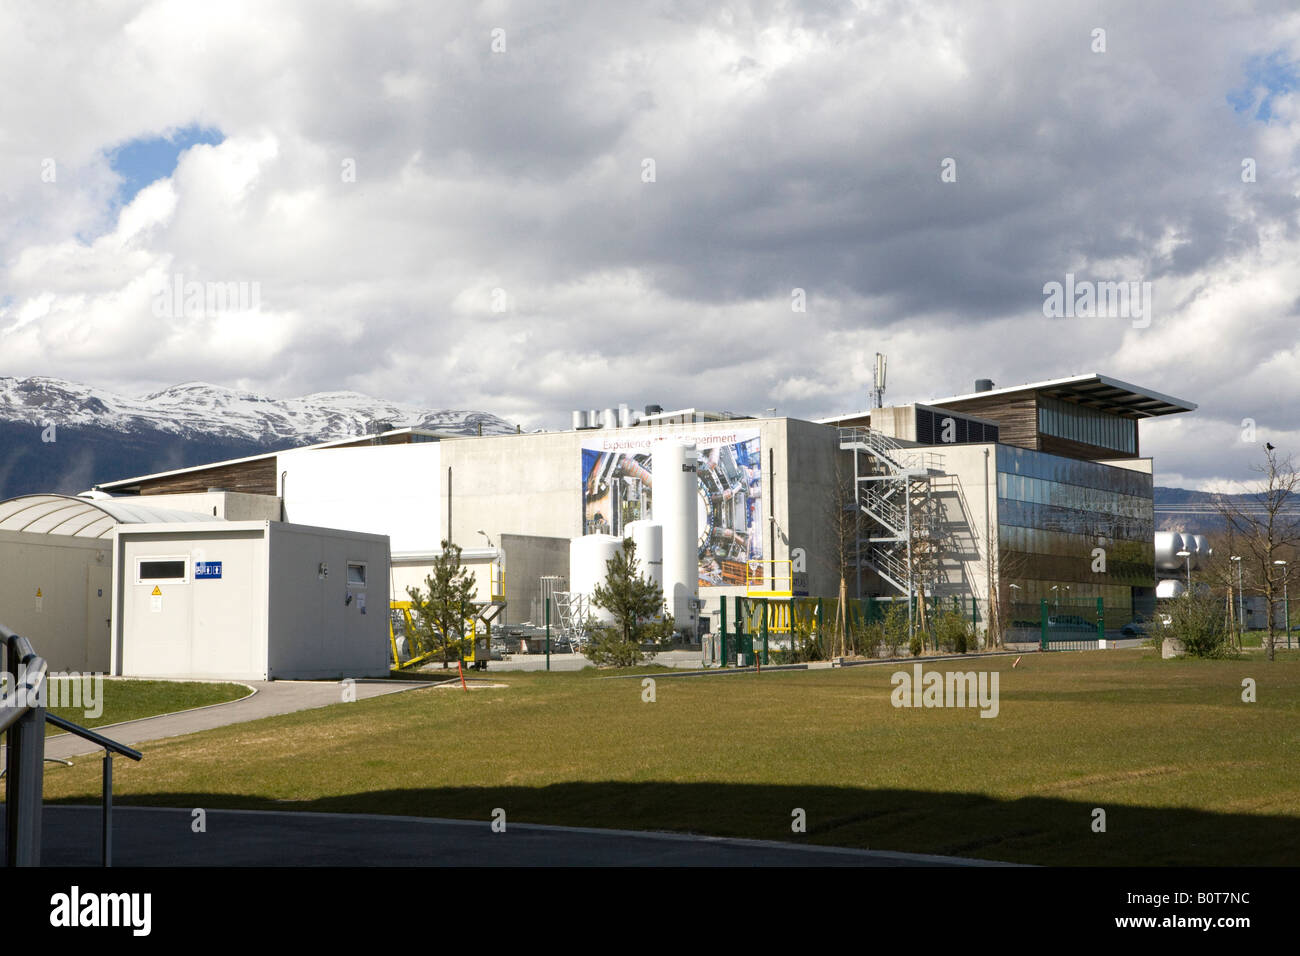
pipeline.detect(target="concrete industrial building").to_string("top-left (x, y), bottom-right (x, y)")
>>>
top-left (69, 371), bottom-right (1195, 648)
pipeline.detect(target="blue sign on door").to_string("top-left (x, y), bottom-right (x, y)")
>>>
top-left (195, 561), bottom-right (223, 579)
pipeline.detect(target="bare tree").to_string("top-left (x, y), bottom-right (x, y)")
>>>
top-left (822, 456), bottom-right (866, 658)
top-left (1213, 445), bottom-right (1300, 662)
top-left (1194, 539), bottom-right (1247, 650)
top-left (988, 545), bottom-right (1035, 648)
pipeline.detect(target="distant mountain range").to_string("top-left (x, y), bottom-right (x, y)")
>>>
top-left (0, 376), bottom-right (516, 500)
top-left (1151, 486), bottom-right (1291, 533)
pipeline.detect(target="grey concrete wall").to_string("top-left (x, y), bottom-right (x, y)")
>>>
top-left (927, 443), bottom-right (996, 629)
top-left (500, 533), bottom-right (570, 625)
top-left (122, 491), bottom-right (281, 521)
top-left (780, 418), bottom-right (850, 600)
top-left (870, 406), bottom-right (916, 441)
top-left (441, 430), bottom-right (584, 545)
top-left (0, 529), bottom-right (111, 672)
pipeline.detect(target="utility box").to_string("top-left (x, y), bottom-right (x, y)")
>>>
top-left (112, 521), bottom-right (390, 681)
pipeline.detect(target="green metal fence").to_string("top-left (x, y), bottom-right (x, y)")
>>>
top-left (1004, 597), bottom-right (1108, 651)
top-left (716, 592), bottom-right (983, 665)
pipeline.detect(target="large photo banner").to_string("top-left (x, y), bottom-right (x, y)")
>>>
top-left (580, 429), bottom-right (763, 586)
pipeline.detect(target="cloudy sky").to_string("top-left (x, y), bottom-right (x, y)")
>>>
top-left (2, 0), bottom-right (1298, 490)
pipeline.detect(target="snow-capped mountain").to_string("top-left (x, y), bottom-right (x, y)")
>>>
top-left (0, 376), bottom-right (517, 501)
top-left (0, 376), bottom-right (515, 444)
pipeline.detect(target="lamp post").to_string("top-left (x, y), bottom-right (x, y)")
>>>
top-left (1275, 560), bottom-right (1290, 650)
top-left (1231, 555), bottom-right (1243, 647)
top-left (1177, 549), bottom-right (1191, 594)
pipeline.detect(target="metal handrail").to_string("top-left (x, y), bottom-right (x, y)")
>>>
top-left (45, 713), bottom-right (143, 761)
top-left (0, 654), bottom-right (47, 736)
top-left (2, 627), bottom-right (143, 867)
top-left (3, 630), bottom-right (48, 867)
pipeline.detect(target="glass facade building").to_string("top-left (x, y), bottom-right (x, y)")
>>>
top-left (996, 444), bottom-right (1154, 622)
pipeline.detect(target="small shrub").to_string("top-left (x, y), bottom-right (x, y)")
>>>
top-left (909, 632), bottom-right (924, 657)
top-left (1165, 594), bottom-right (1233, 659)
top-left (881, 602), bottom-right (909, 657)
top-left (584, 626), bottom-right (646, 667)
top-left (935, 609), bottom-right (974, 654)
top-left (856, 621), bottom-right (885, 659)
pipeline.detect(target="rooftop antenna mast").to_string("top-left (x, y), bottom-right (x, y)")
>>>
top-left (872, 352), bottom-right (887, 409)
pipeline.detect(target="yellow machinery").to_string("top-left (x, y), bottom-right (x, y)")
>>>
top-left (390, 561), bottom-right (505, 671)
top-left (389, 602), bottom-right (494, 671)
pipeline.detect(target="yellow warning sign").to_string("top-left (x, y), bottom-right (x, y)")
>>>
top-left (36, 588), bottom-right (42, 597)
top-left (151, 585), bottom-right (162, 596)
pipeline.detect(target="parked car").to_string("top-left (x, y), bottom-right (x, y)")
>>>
top-left (1121, 617), bottom-right (1153, 637)
top-left (1047, 614), bottom-right (1090, 630)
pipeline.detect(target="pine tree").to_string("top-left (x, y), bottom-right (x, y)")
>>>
top-left (406, 539), bottom-right (478, 668)
top-left (591, 538), bottom-right (664, 645)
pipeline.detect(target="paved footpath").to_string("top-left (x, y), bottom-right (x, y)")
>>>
top-left (23, 806), bottom-right (1007, 867)
top-left (35, 678), bottom-right (429, 762)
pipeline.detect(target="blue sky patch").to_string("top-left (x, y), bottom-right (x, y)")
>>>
top-left (1228, 51), bottom-right (1299, 121)
top-left (107, 124), bottom-right (225, 206)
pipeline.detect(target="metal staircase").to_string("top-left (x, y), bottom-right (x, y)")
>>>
top-left (838, 427), bottom-right (947, 606)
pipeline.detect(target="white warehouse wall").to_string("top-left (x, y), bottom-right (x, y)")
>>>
top-left (266, 522), bottom-right (390, 679)
top-left (279, 443), bottom-right (440, 552)
top-left (0, 529), bottom-right (112, 672)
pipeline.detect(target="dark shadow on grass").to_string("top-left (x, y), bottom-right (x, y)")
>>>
top-left (44, 782), bottom-right (1300, 866)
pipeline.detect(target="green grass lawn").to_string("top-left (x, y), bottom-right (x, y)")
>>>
top-left (43, 678), bottom-right (251, 736)
top-left (39, 649), bottom-right (1300, 865)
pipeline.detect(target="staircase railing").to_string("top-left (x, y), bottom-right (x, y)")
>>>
top-left (1, 625), bottom-right (143, 867)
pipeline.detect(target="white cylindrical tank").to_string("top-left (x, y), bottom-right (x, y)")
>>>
top-left (603, 407), bottom-right (616, 429)
top-left (570, 534), bottom-right (623, 624)
top-left (1191, 534), bottom-right (1210, 570)
top-left (1156, 578), bottom-right (1185, 599)
top-left (1154, 532), bottom-right (1186, 571)
top-left (624, 519), bottom-right (664, 602)
top-left (572, 410), bottom-right (587, 430)
top-left (652, 442), bottom-right (698, 630)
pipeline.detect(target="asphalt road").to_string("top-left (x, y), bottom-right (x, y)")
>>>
top-left (22, 806), bottom-right (1006, 867)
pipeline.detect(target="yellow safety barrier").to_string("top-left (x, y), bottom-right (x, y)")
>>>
top-left (745, 559), bottom-right (793, 597)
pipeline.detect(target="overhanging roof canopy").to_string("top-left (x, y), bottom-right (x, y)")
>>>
top-left (0, 494), bottom-right (216, 539)
top-left (928, 374), bottom-right (1196, 419)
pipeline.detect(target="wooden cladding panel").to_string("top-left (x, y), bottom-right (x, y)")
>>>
top-left (136, 456), bottom-right (279, 496)
top-left (932, 396), bottom-right (1040, 450)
